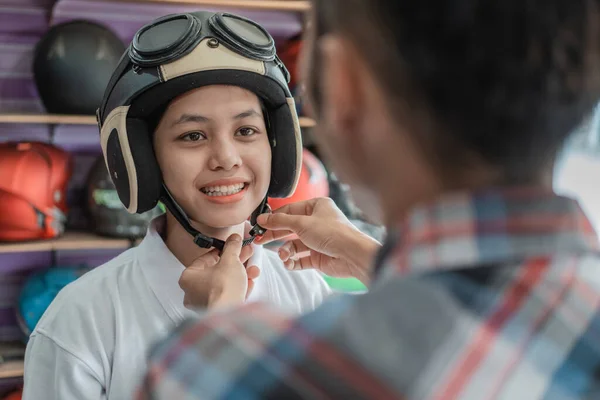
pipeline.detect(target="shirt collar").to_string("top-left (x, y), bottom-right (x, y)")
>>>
top-left (135, 215), bottom-right (265, 323)
top-left (375, 187), bottom-right (600, 280)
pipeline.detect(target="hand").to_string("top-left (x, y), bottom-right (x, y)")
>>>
top-left (179, 234), bottom-right (261, 311)
top-left (255, 198), bottom-right (381, 286)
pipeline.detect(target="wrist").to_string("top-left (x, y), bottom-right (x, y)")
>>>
top-left (207, 287), bottom-right (245, 310)
top-left (347, 230), bottom-right (381, 286)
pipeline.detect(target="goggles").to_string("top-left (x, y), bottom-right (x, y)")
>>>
top-left (128, 12), bottom-right (288, 80)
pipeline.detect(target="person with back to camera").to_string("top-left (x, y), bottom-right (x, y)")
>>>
top-left (21, 10), bottom-right (335, 400)
top-left (139, 0), bottom-right (600, 399)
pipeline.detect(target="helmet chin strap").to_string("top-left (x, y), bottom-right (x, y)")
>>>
top-left (159, 183), bottom-right (270, 252)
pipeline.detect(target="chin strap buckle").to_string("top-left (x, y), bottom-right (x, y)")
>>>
top-left (193, 233), bottom-right (215, 249)
top-left (249, 224), bottom-right (267, 237)
top-left (249, 202), bottom-right (271, 238)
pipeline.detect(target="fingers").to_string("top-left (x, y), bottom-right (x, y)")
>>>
top-left (263, 198), bottom-right (321, 218)
top-left (240, 244), bottom-right (254, 264)
top-left (256, 212), bottom-right (309, 233)
top-left (246, 279), bottom-right (255, 300)
top-left (255, 197), bottom-right (339, 245)
top-left (220, 234), bottom-right (243, 261)
top-left (254, 229), bottom-right (294, 245)
top-left (254, 213), bottom-right (310, 247)
top-left (245, 266), bottom-right (260, 300)
top-left (183, 293), bottom-right (192, 309)
top-left (189, 249), bottom-right (220, 269)
top-left (278, 239), bottom-right (311, 262)
top-left (266, 197), bottom-right (339, 219)
top-left (246, 265), bottom-right (260, 280)
top-left (283, 255), bottom-right (315, 271)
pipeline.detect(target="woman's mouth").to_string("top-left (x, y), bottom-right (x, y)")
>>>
top-left (200, 183), bottom-right (247, 197)
top-left (200, 182), bottom-right (250, 204)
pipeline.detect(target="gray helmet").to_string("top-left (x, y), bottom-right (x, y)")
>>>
top-left (86, 155), bottom-right (164, 238)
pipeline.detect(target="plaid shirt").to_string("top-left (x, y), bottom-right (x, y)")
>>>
top-left (138, 188), bottom-right (600, 399)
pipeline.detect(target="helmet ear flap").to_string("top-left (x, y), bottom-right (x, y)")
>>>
top-left (125, 118), bottom-right (163, 213)
top-left (101, 108), bottom-right (162, 214)
top-left (267, 99), bottom-right (303, 198)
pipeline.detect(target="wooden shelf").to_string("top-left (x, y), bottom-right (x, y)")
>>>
top-left (0, 114), bottom-right (97, 125)
top-left (104, 0), bottom-right (311, 11)
top-left (298, 116), bottom-right (315, 128)
top-left (0, 232), bottom-right (135, 254)
top-left (0, 114), bottom-right (316, 128)
top-left (0, 360), bottom-right (23, 379)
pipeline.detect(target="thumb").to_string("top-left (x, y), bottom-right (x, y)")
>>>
top-left (221, 234), bottom-right (243, 260)
top-left (257, 212), bottom-right (307, 233)
top-left (189, 248), bottom-right (220, 269)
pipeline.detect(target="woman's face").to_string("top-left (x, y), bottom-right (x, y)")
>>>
top-left (153, 85), bottom-right (271, 229)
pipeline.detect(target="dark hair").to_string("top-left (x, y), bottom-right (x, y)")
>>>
top-left (312, 0), bottom-right (600, 183)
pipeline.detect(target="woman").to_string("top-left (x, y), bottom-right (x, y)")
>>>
top-left (22, 11), bottom-right (331, 400)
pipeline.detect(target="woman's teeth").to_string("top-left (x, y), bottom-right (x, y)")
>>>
top-left (201, 183), bottom-right (246, 196)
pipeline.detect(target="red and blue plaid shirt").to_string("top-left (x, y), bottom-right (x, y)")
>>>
top-left (138, 188), bottom-right (600, 399)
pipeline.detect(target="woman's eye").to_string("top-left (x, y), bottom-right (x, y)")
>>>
top-left (181, 131), bottom-right (205, 141)
top-left (236, 127), bottom-right (257, 137)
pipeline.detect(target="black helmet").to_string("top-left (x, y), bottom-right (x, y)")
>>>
top-left (86, 155), bottom-right (164, 239)
top-left (96, 11), bottom-right (302, 251)
top-left (33, 20), bottom-right (126, 115)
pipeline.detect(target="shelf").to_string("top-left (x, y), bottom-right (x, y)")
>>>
top-left (103, 0), bottom-right (311, 11)
top-left (0, 360), bottom-right (23, 379)
top-left (0, 114), bottom-right (316, 128)
top-left (0, 114), bottom-right (97, 125)
top-left (0, 232), bottom-right (135, 254)
top-left (299, 116), bottom-right (315, 128)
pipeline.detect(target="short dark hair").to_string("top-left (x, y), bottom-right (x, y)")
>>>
top-left (312, 0), bottom-right (600, 183)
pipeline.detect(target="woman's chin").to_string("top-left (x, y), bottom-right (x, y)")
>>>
top-left (181, 193), bottom-right (266, 230)
top-left (192, 209), bottom-right (254, 230)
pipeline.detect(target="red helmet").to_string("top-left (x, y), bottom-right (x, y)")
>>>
top-left (268, 149), bottom-right (329, 210)
top-left (2, 388), bottom-right (22, 400)
top-left (278, 34), bottom-right (302, 89)
top-left (0, 142), bottom-right (72, 241)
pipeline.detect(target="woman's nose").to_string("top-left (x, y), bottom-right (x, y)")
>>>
top-left (207, 138), bottom-right (242, 171)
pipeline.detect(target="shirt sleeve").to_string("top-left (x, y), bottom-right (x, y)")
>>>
top-left (22, 332), bottom-right (105, 400)
top-left (137, 297), bottom-right (396, 400)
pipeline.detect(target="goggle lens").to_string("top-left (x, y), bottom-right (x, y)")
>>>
top-left (136, 17), bottom-right (191, 55)
top-left (130, 12), bottom-right (277, 67)
top-left (221, 14), bottom-right (272, 47)
top-left (130, 14), bottom-right (202, 66)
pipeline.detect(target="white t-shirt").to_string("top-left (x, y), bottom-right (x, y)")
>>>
top-left (22, 217), bottom-right (332, 400)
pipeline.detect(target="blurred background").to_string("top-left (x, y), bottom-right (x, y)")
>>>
top-left (0, 1), bottom-right (597, 398)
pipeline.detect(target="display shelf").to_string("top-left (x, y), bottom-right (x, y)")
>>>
top-left (0, 114), bottom-right (316, 128)
top-left (0, 360), bottom-right (23, 379)
top-left (104, 0), bottom-right (311, 11)
top-left (0, 232), bottom-right (135, 254)
top-left (299, 116), bottom-right (315, 128)
top-left (0, 114), bottom-right (97, 125)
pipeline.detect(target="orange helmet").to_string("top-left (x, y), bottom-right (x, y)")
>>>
top-left (0, 142), bottom-right (72, 241)
top-left (2, 389), bottom-right (23, 400)
top-left (268, 149), bottom-right (329, 210)
top-left (2, 388), bottom-right (22, 400)
top-left (278, 34), bottom-right (302, 89)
